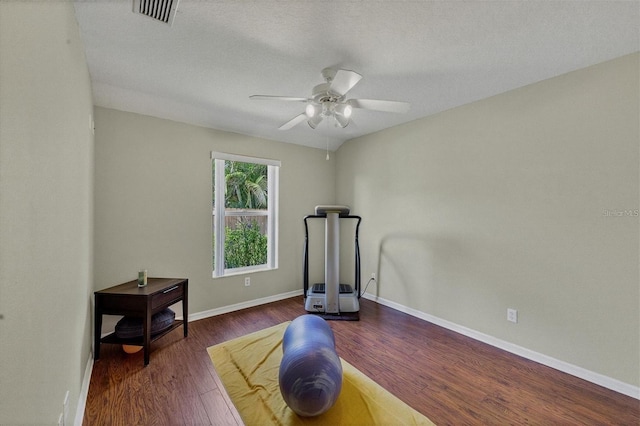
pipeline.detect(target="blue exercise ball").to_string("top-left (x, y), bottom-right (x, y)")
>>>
top-left (279, 315), bottom-right (343, 417)
top-left (282, 314), bottom-right (335, 352)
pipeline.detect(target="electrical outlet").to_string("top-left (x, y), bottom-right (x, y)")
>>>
top-left (244, 277), bottom-right (250, 287)
top-left (507, 308), bottom-right (518, 323)
top-left (371, 272), bottom-right (376, 280)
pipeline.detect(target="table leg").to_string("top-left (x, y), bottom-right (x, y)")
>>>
top-left (183, 283), bottom-right (188, 337)
top-left (143, 310), bottom-right (152, 366)
top-left (94, 301), bottom-right (102, 360)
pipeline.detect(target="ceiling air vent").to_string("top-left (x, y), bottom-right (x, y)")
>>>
top-left (133, 0), bottom-right (179, 26)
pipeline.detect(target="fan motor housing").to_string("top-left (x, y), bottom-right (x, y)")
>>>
top-left (311, 83), bottom-right (343, 104)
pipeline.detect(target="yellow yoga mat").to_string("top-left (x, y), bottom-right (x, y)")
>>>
top-left (207, 322), bottom-right (435, 425)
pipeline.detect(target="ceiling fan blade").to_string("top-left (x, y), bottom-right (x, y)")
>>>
top-left (347, 98), bottom-right (410, 114)
top-left (279, 113), bottom-right (308, 130)
top-left (329, 69), bottom-right (362, 96)
top-left (250, 95), bottom-right (308, 102)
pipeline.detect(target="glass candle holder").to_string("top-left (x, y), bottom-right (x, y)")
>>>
top-left (137, 269), bottom-right (148, 287)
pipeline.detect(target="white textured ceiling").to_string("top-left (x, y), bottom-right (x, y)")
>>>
top-left (73, 1), bottom-right (639, 151)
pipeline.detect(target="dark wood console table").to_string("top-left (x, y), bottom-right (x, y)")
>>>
top-left (94, 277), bottom-right (188, 365)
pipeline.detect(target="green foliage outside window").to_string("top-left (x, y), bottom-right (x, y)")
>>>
top-left (224, 219), bottom-right (268, 269)
top-left (213, 161), bottom-right (268, 209)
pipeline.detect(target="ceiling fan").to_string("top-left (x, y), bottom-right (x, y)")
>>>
top-left (250, 67), bottom-right (410, 130)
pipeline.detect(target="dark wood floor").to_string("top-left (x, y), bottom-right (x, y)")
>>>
top-left (83, 296), bottom-right (638, 425)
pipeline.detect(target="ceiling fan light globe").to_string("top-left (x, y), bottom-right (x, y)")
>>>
top-left (321, 101), bottom-right (332, 117)
top-left (305, 103), bottom-right (317, 118)
top-left (334, 113), bottom-right (350, 128)
top-left (308, 114), bottom-right (323, 129)
top-left (335, 103), bottom-right (352, 118)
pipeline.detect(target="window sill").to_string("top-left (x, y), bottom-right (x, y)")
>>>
top-left (212, 266), bottom-right (277, 279)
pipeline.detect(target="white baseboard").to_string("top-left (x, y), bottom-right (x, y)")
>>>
top-left (188, 289), bottom-right (303, 322)
top-left (74, 352), bottom-right (94, 426)
top-left (362, 293), bottom-right (639, 400)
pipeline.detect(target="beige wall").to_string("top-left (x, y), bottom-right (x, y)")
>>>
top-left (0, 5), bottom-right (634, 424)
top-left (94, 107), bottom-right (334, 314)
top-left (0, 2), bottom-right (94, 424)
top-left (336, 54), bottom-right (639, 387)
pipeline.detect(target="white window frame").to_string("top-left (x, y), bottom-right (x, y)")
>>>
top-left (211, 151), bottom-right (280, 278)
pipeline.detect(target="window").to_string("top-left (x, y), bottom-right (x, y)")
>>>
top-left (211, 152), bottom-right (279, 277)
